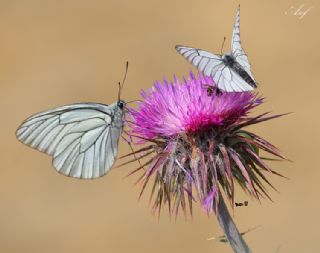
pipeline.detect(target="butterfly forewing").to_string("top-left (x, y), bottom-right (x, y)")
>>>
top-left (231, 6), bottom-right (255, 81)
top-left (16, 102), bottom-right (124, 179)
top-left (231, 5), bottom-right (242, 56)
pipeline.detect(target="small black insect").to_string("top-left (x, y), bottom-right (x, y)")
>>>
top-left (207, 85), bottom-right (214, 96)
top-left (235, 201), bottom-right (248, 207)
top-left (202, 84), bottom-right (222, 97)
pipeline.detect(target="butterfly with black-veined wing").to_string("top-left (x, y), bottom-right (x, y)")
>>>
top-left (16, 62), bottom-right (129, 179)
top-left (175, 5), bottom-right (257, 93)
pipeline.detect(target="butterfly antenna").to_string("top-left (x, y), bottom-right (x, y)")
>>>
top-left (118, 61), bottom-right (129, 101)
top-left (220, 37), bottom-right (226, 55)
top-left (126, 99), bottom-right (143, 104)
top-left (117, 82), bottom-right (121, 102)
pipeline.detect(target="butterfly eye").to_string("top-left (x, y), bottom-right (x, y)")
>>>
top-left (117, 101), bottom-right (124, 110)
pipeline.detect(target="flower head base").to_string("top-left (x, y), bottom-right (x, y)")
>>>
top-left (125, 72), bottom-right (285, 215)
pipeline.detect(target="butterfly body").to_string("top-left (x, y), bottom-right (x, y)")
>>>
top-left (176, 6), bottom-right (257, 92)
top-left (222, 54), bottom-right (257, 88)
top-left (112, 100), bottom-right (125, 127)
top-left (222, 54), bottom-right (235, 67)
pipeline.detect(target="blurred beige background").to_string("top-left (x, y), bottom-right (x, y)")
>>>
top-left (0, 0), bottom-right (319, 252)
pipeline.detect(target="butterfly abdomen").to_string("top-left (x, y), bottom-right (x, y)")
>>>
top-left (232, 61), bottom-right (257, 88)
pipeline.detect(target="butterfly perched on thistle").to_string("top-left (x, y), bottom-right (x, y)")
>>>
top-left (16, 62), bottom-right (129, 179)
top-left (175, 5), bottom-right (257, 93)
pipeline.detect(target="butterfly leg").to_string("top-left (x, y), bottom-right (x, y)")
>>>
top-left (121, 130), bottom-right (145, 170)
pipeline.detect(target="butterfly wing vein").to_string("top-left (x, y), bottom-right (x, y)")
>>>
top-left (16, 103), bottom-right (123, 179)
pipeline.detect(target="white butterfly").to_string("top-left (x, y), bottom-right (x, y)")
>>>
top-left (16, 64), bottom-right (128, 179)
top-left (175, 5), bottom-right (257, 93)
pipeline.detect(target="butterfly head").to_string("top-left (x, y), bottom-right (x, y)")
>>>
top-left (117, 100), bottom-right (125, 110)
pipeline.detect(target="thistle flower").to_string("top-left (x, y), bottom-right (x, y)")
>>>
top-left (125, 72), bottom-right (285, 216)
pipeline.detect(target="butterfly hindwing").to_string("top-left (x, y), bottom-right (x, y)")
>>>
top-left (16, 103), bottom-right (123, 179)
top-left (213, 65), bottom-right (254, 92)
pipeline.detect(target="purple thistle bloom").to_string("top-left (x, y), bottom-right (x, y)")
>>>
top-left (125, 72), bottom-right (285, 216)
top-left (130, 72), bottom-right (259, 139)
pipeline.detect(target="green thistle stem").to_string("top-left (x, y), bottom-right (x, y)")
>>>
top-left (216, 192), bottom-right (252, 253)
